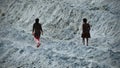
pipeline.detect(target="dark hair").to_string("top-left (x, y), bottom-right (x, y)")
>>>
top-left (83, 18), bottom-right (87, 23)
top-left (35, 18), bottom-right (39, 23)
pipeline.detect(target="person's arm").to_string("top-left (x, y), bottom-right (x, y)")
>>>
top-left (88, 23), bottom-right (90, 31)
top-left (40, 24), bottom-right (43, 35)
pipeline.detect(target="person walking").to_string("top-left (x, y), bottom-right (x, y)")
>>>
top-left (32, 18), bottom-right (43, 48)
top-left (81, 18), bottom-right (91, 46)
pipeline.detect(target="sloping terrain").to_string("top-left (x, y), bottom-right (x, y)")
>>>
top-left (0, 0), bottom-right (120, 68)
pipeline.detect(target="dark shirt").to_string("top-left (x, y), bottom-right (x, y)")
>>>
top-left (82, 23), bottom-right (90, 33)
top-left (33, 22), bottom-right (43, 37)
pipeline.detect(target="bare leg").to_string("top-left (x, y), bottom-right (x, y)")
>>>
top-left (86, 38), bottom-right (88, 46)
top-left (37, 38), bottom-right (40, 48)
top-left (34, 37), bottom-right (40, 48)
top-left (82, 38), bottom-right (85, 45)
top-left (34, 37), bottom-right (39, 44)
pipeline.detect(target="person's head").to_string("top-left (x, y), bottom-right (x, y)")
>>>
top-left (83, 18), bottom-right (87, 23)
top-left (35, 18), bottom-right (39, 23)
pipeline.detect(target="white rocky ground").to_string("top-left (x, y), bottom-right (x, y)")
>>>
top-left (0, 0), bottom-right (120, 68)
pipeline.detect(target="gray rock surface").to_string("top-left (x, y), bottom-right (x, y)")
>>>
top-left (0, 0), bottom-right (120, 68)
